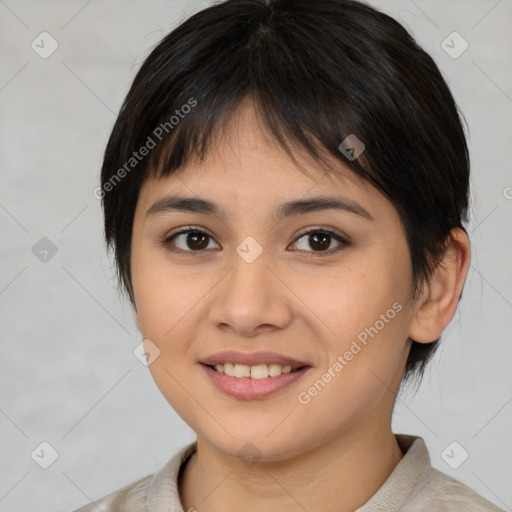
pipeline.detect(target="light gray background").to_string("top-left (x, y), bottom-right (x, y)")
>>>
top-left (1, 0), bottom-right (511, 511)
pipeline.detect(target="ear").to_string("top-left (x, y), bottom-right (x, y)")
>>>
top-left (408, 228), bottom-right (471, 343)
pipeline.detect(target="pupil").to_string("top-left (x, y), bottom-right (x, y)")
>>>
top-left (188, 232), bottom-right (209, 250)
top-left (311, 233), bottom-right (330, 251)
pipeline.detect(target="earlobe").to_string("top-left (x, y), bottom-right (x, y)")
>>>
top-left (408, 228), bottom-right (471, 344)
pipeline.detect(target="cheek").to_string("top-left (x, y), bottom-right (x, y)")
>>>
top-left (303, 248), bottom-right (411, 386)
top-left (296, 287), bottom-right (409, 430)
top-left (131, 249), bottom-right (211, 395)
top-left (303, 256), bottom-right (407, 342)
top-left (133, 263), bottom-right (201, 418)
top-left (131, 239), bottom-right (185, 337)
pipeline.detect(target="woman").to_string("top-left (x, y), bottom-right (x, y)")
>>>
top-left (75, 0), bottom-right (503, 510)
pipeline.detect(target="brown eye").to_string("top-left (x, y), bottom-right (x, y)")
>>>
top-left (182, 231), bottom-right (210, 250)
top-left (291, 228), bottom-right (348, 257)
top-left (165, 228), bottom-right (219, 253)
top-left (163, 226), bottom-right (348, 257)
top-left (307, 232), bottom-right (331, 251)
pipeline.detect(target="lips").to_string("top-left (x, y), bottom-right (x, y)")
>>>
top-left (200, 350), bottom-right (310, 369)
top-left (201, 363), bottom-right (311, 400)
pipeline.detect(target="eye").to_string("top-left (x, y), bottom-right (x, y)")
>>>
top-left (289, 227), bottom-right (349, 257)
top-left (162, 225), bottom-right (349, 257)
top-left (163, 226), bottom-right (219, 254)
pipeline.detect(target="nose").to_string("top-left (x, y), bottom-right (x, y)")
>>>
top-left (208, 246), bottom-right (293, 338)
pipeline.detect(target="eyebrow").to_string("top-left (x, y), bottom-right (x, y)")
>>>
top-left (146, 194), bottom-right (374, 221)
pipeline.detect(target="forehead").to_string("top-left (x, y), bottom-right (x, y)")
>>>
top-left (139, 101), bottom-right (379, 210)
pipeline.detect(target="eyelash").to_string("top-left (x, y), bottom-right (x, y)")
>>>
top-left (162, 225), bottom-right (350, 258)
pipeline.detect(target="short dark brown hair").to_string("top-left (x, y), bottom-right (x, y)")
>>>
top-left (100, 0), bottom-right (470, 391)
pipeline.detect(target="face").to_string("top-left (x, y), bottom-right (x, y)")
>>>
top-left (130, 102), bottom-right (418, 461)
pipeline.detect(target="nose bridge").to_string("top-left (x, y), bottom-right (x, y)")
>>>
top-left (226, 239), bottom-right (274, 304)
top-left (209, 238), bottom-right (292, 333)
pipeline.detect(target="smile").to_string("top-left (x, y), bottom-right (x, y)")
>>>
top-left (209, 362), bottom-right (301, 379)
top-left (201, 363), bottom-right (311, 400)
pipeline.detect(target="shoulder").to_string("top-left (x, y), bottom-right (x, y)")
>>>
top-left (71, 473), bottom-right (153, 512)
top-left (360, 434), bottom-right (505, 512)
top-left (404, 466), bottom-right (505, 511)
top-left (71, 441), bottom-right (197, 512)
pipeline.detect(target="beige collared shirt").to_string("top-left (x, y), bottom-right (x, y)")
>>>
top-left (73, 434), bottom-right (504, 511)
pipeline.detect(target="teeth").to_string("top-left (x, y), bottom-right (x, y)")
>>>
top-left (234, 364), bottom-right (251, 378)
top-left (250, 364), bottom-right (269, 379)
top-left (212, 363), bottom-right (295, 378)
top-left (222, 363), bottom-right (234, 377)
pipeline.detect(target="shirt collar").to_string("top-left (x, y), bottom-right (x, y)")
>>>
top-left (145, 434), bottom-right (431, 512)
top-left (356, 434), bottom-right (432, 511)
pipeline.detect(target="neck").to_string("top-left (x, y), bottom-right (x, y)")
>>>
top-left (179, 422), bottom-right (404, 512)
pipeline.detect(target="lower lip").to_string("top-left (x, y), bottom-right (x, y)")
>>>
top-left (201, 364), bottom-right (311, 400)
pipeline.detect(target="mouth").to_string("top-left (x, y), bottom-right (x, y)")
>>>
top-left (199, 351), bottom-right (312, 399)
top-left (202, 362), bottom-right (307, 379)
top-left (200, 350), bottom-right (311, 373)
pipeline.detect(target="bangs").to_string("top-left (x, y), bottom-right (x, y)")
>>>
top-left (124, 3), bottom-right (394, 190)
top-left (147, 93), bottom-right (369, 186)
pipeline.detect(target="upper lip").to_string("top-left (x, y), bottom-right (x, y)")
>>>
top-left (200, 350), bottom-right (310, 369)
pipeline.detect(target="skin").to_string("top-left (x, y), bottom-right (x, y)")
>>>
top-left (130, 100), bottom-right (470, 512)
